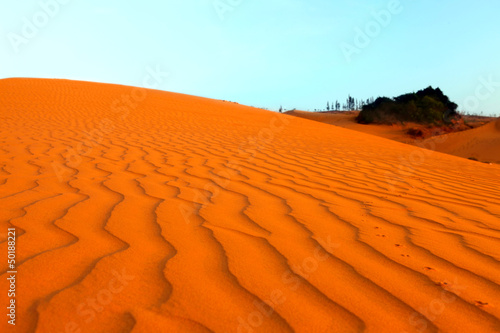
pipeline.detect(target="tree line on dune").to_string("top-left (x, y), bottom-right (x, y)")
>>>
top-left (278, 96), bottom-right (375, 113)
top-left (322, 96), bottom-right (376, 112)
top-left (280, 86), bottom-right (496, 120)
top-left (305, 87), bottom-right (462, 125)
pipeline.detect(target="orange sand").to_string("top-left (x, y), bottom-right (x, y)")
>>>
top-left (426, 119), bottom-right (500, 164)
top-left (287, 110), bottom-right (500, 164)
top-left (1, 79), bottom-right (500, 332)
top-left (285, 111), bottom-right (411, 142)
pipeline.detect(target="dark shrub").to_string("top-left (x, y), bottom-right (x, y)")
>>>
top-left (407, 128), bottom-right (424, 138)
top-left (357, 87), bottom-right (460, 125)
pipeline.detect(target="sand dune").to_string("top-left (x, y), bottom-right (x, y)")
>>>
top-left (287, 110), bottom-right (500, 164)
top-left (1, 78), bottom-right (500, 332)
top-left (427, 119), bottom-right (500, 164)
top-left (285, 110), bottom-right (414, 142)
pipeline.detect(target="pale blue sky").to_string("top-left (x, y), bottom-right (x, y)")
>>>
top-left (1, 0), bottom-right (499, 114)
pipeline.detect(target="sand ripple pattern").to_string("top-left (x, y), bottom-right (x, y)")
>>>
top-left (1, 79), bottom-right (499, 333)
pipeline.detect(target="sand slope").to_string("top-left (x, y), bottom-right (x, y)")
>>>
top-left (427, 119), bottom-right (500, 164)
top-left (1, 78), bottom-right (500, 333)
top-left (286, 110), bottom-right (500, 164)
top-left (285, 110), bottom-right (414, 142)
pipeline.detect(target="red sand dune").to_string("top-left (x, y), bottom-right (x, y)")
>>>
top-left (1, 78), bottom-right (500, 332)
top-left (427, 119), bottom-right (500, 164)
top-left (287, 110), bottom-right (500, 164)
top-left (284, 110), bottom-right (411, 142)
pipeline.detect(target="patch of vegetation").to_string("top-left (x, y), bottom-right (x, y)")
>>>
top-left (357, 87), bottom-right (459, 125)
top-left (407, 127), bottom-right (424, 138)
top-left (468, 157), bottom-right (479, 161)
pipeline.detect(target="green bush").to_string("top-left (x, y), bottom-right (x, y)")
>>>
top-left (357, 86), bottom-right (459, 125)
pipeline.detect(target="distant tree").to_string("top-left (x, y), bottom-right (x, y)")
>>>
top-left (346, 95), bottom-right (355, 110)
top-left (335, 100), bottom-right (340, 111)
top-left (279, 105), bottom-right (283, 113)
top-left (326, 102), bottom-right (330, 111)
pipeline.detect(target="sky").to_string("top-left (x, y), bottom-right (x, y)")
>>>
top-left (1, 0), bottom-right (499, 115)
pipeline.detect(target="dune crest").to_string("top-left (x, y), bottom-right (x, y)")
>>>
top-left (1, 79), bottom-right (500, 332)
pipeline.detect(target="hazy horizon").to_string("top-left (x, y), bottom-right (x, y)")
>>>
top-left (1, 0), bottom-right (499, 115)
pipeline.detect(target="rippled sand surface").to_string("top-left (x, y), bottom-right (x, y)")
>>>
top-left (1, 79), bottom-right (499, 332)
